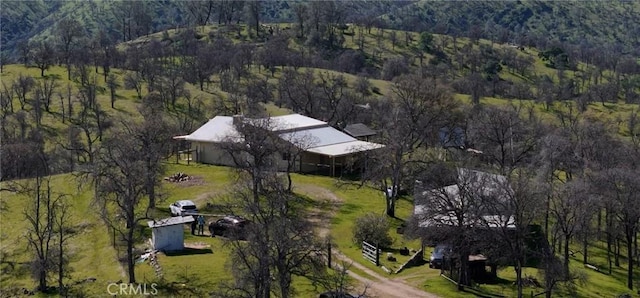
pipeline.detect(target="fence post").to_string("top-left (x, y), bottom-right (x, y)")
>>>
top-left (375, 243), bottom-right (380, 266)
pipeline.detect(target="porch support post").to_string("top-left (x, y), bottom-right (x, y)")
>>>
top-left (331, 156), bottom-right (335, 177)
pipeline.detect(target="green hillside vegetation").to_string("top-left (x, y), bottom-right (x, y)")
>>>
top-left (384, 0), bottom-right (640, 53)
top-left (1, 4), bottom-right (639, 297)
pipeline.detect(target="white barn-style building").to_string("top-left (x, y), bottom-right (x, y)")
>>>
top-left (175, 114), bottom-right (384, 176)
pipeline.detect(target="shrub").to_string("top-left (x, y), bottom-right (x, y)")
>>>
top-left (352, 213), bottom-right (392, 249)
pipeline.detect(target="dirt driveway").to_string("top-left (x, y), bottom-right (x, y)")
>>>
top-left (296, 184), bottom-right (439, 298)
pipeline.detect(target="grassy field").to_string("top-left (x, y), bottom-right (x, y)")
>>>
top-left (2, 161), bottom-right (637, 297)
top-left (1, 22), bottom-right (638, 297)
top-left (0, 174), bottom-right (123, 297)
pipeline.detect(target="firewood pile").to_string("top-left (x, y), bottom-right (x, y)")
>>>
top-left (164, 172), bottom-right (192, 183)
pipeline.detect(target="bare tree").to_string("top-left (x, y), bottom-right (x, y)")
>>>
top-left (135, 107), bottom-right (174, 209)
top-left (13, 74), bottom-right (35, 110)
top-left (467, 105), bottom-right (543, 175)
top-left (124, 72), bottom-right (144, 100)
top-left (185, 0), bottom-right (216, 27)
top-left (94, 121), bottom-right (151, 283)
top-left (480, 169), bottom-right (543, 298)
top-left (549, 178), bottom-right (593, 275)
top-left (55, 19), bottom-right (84, 80)
top-left (293, 3), bottom-right (308, 38)
top-left (53, 199), bottom-right (73, 296)
top-left (1, 81), bottom-right (14, 115)
top-left (106, 73), bottom-right (119, 109)
top-left (30, 41), bottom-right (55, 77)
top-left (245, 1), bottom-right (261, 39)
top-left (219, 179), bottom-right (325, 298)
top-left (364, 74), bottom-right (459, 217)
top-left (36, 76), bottom-right (59, 113)
top-left (277, 130), bottom-right (317, 192)
top-left (219, 116), bottom-right (281, 203)
top-left (412, 167), bottom-right (499, 288)
top-left (20, 166), bottom-right (69, 293)
top-left (595, 163), bottom-right (640, 290)
top-left (23, 176), bottom-right (54, 292)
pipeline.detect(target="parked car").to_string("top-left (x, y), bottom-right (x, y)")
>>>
top-left (169, 200), bottom-right (198, 216)
top-left (209, 215), bottom-right (251, 239)
top-left (318, 291), bottom-right (357, 298)
top-left (429, 244), bottom-right (452, 269)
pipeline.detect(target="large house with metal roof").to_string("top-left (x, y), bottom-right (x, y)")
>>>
top-left (176, 114), bottom-right (384, 176)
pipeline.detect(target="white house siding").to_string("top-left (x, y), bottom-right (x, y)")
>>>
top-left (195, 142), bottom-right (236, 166)
top-left (151, 224), bottom-right (185, 251)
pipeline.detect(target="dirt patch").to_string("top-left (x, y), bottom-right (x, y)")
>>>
top-left (173, 176), bottom-right (205, 187)
top-left (296, 184), bottom-right (439, 298)
top-left (296, 184), bottom-right (343, 238)
top-left (334, 251), bottom-right (439, 298)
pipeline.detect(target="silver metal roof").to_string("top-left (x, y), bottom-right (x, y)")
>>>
top-left (147, 216), bottom-right (195, 228)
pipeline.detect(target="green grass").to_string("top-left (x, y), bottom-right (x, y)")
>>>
top-left (1, 24), bottom-right (638, 297)
top-left (135, 233), bottom-right (233, 296)
top-left (2, 162), bottom-right (637, 297)
top-left (0, 175), bottom-right (123, 297)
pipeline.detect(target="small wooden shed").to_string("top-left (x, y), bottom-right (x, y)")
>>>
top-left (147, 216), bottom-right (194, 251)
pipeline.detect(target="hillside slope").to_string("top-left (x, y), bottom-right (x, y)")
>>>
top-left (0, 0), bottom-right (414, 57)
top-left (384, 0), bottom-right (640, 53)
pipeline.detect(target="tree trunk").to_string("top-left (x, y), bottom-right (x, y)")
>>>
top-left (607, 228), bottom-right (613, 275)
top-left (386, 194), bottom-right (395, 218)
top-left (66, 60), bottom-right (72, 80)
top-left (626, 229), bottom-right (634, 290)
top-left (127, 221), bottom-right (136, 283)
top-left (39, 269), bottom-right (47, 292)
top-left (597, 210), bottom-right (602, 241)
top-left (615, 238), bottom-right (620, 267)
top-left (147, 181), bottom-right (155, 209)
top-left (635, 233), bottom-right (639, 269)
top-left (583, 236), bottom-right (588, 264)
top-left (146, 161), bottom-right (156, 209)
top-left (58, 229), bottom-right (65, 295)
top-left (563, 234), bottom-right (570, 275)
top-left (515, 259), bottom-right (523, 298)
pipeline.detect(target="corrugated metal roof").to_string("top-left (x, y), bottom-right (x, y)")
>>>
top-left (344, 123), bottom-right (377, 138)
top-left (147, 216), bottom-right (194, 228)
top-left (306, 140), bottom-right (385, 157)
top-left (280, 126), bottom-right (356, 148)
top-left (181, 114), bottom-right (385, 157)
top-left (184, 116), bottom-right (242, 143)
top-left (270, 114), bottom-right (327, 132)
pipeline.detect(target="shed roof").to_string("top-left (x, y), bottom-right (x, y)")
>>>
top-left (343, 123), bottom-right (377, 138)
top-left (306, 140), bottom-right (385, 157)
top-left (279, 126), bottom-right (356, 148)
top-left (270, 114), bottom-right (327, 132)
top-left (413, 169), bottom-right (513, 229)
top-left (147, 216), bottom-right (194, 228)
top-left (181, 114), bottom-right (385, 157)
top-left (184, 116), bottom-right (242, 143)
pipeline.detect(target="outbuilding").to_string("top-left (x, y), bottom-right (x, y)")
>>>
top-left (147, 216), bottom-right (194, 251)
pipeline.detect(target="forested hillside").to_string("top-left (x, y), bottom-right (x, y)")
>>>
top-left (0, 0), bottom-right (413, 57)
top-left (1, 1), bottom-right (639, 297)
top-left (384, 0), bottom-right (640, 54)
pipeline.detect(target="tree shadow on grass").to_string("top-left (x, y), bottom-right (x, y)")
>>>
top-left (164, 248), bottom-right (213, 256)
